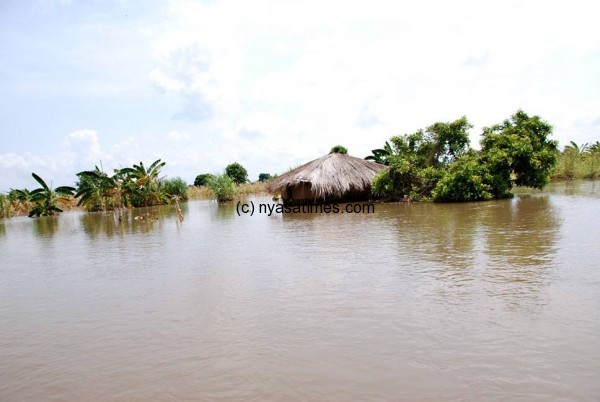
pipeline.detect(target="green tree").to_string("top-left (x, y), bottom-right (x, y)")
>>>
top-left (225, 162), bottom-right (248, 184)
top-left (373, 116), bottom-right (472, 200)
top-left (372, 111), bottom-right (557, 202)
top-left (28, 173), bottom-right (75, 217)
top-left (194, 173), bottom-right (215, 187)
top-left (432, 153), bottom-right (494, 202)
top-left (330, 145), bottom-right (348, 154)
top-left (258, 173), bottom-right (271, 182)
top-left (480, 110), bottom-right (558, 195)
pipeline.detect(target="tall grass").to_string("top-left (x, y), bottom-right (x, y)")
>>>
top-left (0, 194), bottom-right (9, 219)
top-left (187, 181), bottom-right (267, 200)
top-left (206, 174), bottom-right (235, 202)
top-left (552, 151), bottom-right (600, 180)
top-left (236, 181), bottom-right (267, 195)
top-left (186, 186), bottom-right (213, 200)
top-left (161, 177), bottom-right (188, 200)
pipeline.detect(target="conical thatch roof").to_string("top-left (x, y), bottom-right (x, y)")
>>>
top-left (266, 152), bottom-right (386, 200)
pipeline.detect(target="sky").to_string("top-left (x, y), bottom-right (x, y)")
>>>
top-left (1, 0), bottom-right (599, 191)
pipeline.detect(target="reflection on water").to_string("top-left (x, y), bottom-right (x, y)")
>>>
top-left (209, 201), bottom-right (236, 221)
top-left (1, 183), bottom-right (600, 401)
top-left (481, 196), bottom-right (559, 306)
top-left (32, 215), bottom-right (60, 237)
top-left (79, 204), bottom-right (188, 238)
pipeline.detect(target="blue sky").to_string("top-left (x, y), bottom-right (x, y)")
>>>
top-left (1, 0), bottom-right (599, 191)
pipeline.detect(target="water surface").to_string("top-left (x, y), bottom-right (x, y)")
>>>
top-left (1, 181), bottom-right (599, 401)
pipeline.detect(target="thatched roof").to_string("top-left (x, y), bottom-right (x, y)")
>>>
top-left (266, 152), bottom-right (387, 199)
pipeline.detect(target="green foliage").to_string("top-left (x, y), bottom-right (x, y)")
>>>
top-left (8, 188), bottom-right (32, 203)
top-left (75, 159), bottom-right (170, 211)
top-left (194, 173), bottom-right (214, 187)
top-left (258, 173), bottom-right (271, 182)
top-left (481, 110), bottom-right (557, 191)
top-left (372, 111), bottom-right (557, 202)
top-left (374, 116), bottom-right (472, 201)
top-left (161, 177), bottom-right (188, 200)
top-left (75, 167), bottom-right (120, 212)
top-left (118, 159), bottom-right (169, 207)
top-left (28, 173), bottom-right (75, 217)
top-left (365, 141), bottom-right (393, 165)
top-left (432, 154), bottom-right (494, 202)
top-left (225, 162), bottom-right (248, 184)
top-left (330, 145), bottom-right (348, 154)
top-left (552, 141), bottom-right (600, 179)
top-left (207, 174), bottom-right (235, 203)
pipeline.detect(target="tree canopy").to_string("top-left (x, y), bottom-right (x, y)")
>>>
top-left (225, 162), bottom-right (248, 184)
top-left (372, 111), bottom-right (558, 202)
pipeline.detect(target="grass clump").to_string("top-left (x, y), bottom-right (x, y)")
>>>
top-left (161, 177), bottom-right (188, 200)
top-left (206, 174), bottom-right (235, 202)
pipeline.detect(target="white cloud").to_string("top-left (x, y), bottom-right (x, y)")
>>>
top-left (2, 0), bottom-right (600, 190)
top-left (167, 130), bottom-right (190, 141)
top-left (148, 0), bottom-right (600, 165)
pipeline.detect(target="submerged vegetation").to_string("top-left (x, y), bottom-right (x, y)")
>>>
top-left (75, 159), bottom-right (177, 212)
top-left (551, 141), bottom-right (600, 180)
top-left (27, 173), bottom-right (76, 217)
top-left (206, 174), bottom-right (235, 203)
top-left (1, 112), bottom-right (599, 219)
top-left (370, 110), bottom-right (559, 202)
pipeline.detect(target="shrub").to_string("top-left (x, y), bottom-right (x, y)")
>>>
top-left (432, 154), bottom-right (494, 202)
top-left (330, 145), bottom-right (348, 154)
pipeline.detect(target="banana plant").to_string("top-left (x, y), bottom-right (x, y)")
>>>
top-left (564, 141), bottom-right (589, 156)
top-left (365, 141), bottom-right (394, 165)
top-left (75, 167), bottom-right (122, 211)
top-left (118, 159), bottom-right (169, 207)
top-left (28, 173), bottom-right (75, 217)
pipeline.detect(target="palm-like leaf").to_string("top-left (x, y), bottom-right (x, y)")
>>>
top-left (27, 172), bottom-right (74, 217)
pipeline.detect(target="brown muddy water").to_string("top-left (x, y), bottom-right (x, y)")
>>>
top-left (1, 181), bottom-right (599, 401)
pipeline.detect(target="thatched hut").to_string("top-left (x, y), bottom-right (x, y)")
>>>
top-left (266, 152), bottom-right (386, 205)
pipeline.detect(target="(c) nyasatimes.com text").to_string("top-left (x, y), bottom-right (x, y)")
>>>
top-left (236, 201), bottom-right (375, 217)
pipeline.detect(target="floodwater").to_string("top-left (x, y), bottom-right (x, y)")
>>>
top-left (1, 181), bottom-right (599, 401)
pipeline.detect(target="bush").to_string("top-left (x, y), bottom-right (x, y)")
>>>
top-left (207, 174), bottom-right (235, 202)
top-left (330, 145), bottom-right (348, 154)
top-left (432, 154), bottom-right (494, 202)
top-left (371, 111), bottom-right (557, 202)
top-left (161, 177), bottom-right (188, 200)
top-left (194, 173), bottom-right (214, 187)
top-left (225, 162), bottom-right (248, 184)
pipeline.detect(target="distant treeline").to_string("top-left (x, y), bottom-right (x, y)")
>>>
top-left (1, 113), bottom-right (599, 219)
